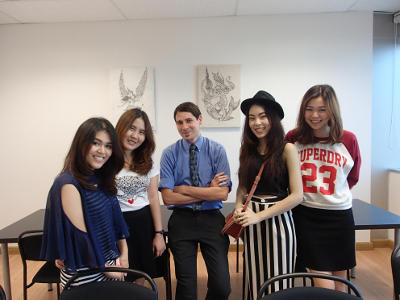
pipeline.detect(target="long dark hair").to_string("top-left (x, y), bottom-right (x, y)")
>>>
top-left (62, 117), bottom-right (124, 195)
top-left (238, 105), bottom-right (286, 190)
top-left (293, 84), bottom-right (343, 144)
top-left (115, 109), bottom-right (155, 175)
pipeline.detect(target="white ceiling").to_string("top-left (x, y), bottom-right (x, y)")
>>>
top-left (0, 0), bottom-right (399, 25)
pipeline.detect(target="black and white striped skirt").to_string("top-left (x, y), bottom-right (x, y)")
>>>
top-left (60, 259), bottom-right (118, 288)
top-left (242, 200), bottom-right (296, 300)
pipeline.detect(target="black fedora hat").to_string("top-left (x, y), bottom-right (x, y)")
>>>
top-left (240, 90), bottom-right (284, 120)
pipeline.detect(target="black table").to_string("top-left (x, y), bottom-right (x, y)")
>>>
top-left (2, 199), bottom-right (400, 300)
top-left (0, 209), bottom-right (45, 300)
top-left (353, 198), bottom-right (400, 245)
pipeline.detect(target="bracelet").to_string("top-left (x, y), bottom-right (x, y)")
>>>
top-left (154, 230), bottom-right (164, 235)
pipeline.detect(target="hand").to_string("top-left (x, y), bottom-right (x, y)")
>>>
top-left (210, 172), bottom-right (229, 187)
top-left (153, 234), bottom-right (166, 258)
top-left (104, 261), bottom-right (125, 281)
top-left (119, 252), bottom-right (129, 269)
top-left (235, 208), bottom-right (259, 227)
top-left (55, 259), bottom-right (65, 271)
top-left (233, 205), bottom-right (243, 218)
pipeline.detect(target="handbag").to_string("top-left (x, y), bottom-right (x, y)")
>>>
top-left (221, 162), bottom-right (266, 240)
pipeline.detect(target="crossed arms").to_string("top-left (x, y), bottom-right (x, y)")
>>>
top-left (161, 172), bottom-right (229, 205)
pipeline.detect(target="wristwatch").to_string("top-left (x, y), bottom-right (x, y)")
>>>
top-left (154, 230), bottom-right (164, 235)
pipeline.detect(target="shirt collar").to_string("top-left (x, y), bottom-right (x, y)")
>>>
top-left (183, 135), bottom-right (204, 151)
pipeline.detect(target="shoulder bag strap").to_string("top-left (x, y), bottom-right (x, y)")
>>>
top-left (242, 162), bottom-right (266, 212)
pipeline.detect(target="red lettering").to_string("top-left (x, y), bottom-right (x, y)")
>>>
top-left (335, 153), bottom-right (341, 167)
top-left (342, 155), bottom-right (347, 166)
top-left (299, 150), bottom-right (306, 162)
top-left (307, 148), bottom-right (313, 161)
top-left (314, 148), bottom-right (319, 160)
top-left (320, 149), bottom-right (327, 162)
top-left (327, 151), bottom-right (334, 163)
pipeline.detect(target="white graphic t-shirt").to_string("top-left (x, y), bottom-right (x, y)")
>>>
top-left (116, 160), bottom-right (159, 212)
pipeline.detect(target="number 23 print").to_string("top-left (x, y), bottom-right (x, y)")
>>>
top-left (301, 162), bottom-right (337, 195)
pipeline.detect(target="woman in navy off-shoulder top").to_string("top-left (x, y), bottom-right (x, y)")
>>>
top-left (41, 117), bottom-right (129, 287)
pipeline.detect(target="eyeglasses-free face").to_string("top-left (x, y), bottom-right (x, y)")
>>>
top-left (175, 111), bottom-right (202, 144)
top-left (304, 96), bottom-right (331, 137)
top-left (85, 130), bottom-right (112, 170)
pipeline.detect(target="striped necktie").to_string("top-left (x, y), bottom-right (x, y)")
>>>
top-left (189, 144), bottom-right (200, 187)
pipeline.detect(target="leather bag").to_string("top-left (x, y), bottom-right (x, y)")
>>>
top-left (221, 162), bottom-right (266, 240)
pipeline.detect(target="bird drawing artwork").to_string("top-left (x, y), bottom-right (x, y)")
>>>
top-left (200, 67), bottom-right (240, 122)
top-left (119, 68), bottom-right (148, 110)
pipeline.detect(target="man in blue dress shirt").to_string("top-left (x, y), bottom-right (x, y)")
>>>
top-left (159, 102), bottom-right (232, 300)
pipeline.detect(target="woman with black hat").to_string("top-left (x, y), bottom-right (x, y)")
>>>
top-left (234, 91), bottom-right (303, 299)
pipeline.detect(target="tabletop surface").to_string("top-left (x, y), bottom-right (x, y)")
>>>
top-left (1, 199), bottom-right (400, 243)
top-left (352, 198), bottom-right (400, 229)
top-left (0, 209), bottom-right (45, 243)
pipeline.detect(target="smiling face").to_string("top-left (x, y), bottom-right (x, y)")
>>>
top-left (248, 104), bottom-right (271, 140)
top-left (175, 111), bottom-right (202, 144)
top-left (122, 117), bottom-right (146, 153)
top-left (85, 130), bottom-right (112, 170)
top-left (304, 96), bottom-right (331, 137)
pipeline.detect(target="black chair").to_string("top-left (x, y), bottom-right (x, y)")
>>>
top-left (296, 259), bottom-right (353, 293)
top-left (257, 272), bottom-right (363, 300)
top-left (392, 246), bottom-right (400, 300)
top-left (60, 267), bottom-right (157, 300)
top-left (151, 233), bottom-right (172, 300)
top-left (18, 230), bottom-right (60, 300)
top-left (0, 283), bottom-right (6, 300)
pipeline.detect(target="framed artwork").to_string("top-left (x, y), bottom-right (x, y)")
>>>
top-left (110, 66), bottom-right (156, 128)
top-left (197, 64), bottom-right (240, 127)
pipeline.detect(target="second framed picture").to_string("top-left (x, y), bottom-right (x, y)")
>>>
top-left (197, 64), bottom-right (241, 128)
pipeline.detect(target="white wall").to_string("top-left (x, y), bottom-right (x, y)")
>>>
top-left (371, 13), bottom-right (399, 240)
top-left (389, 170), bottom-right (400, 241)
top-left (0, 12), bottom-right (372, 241)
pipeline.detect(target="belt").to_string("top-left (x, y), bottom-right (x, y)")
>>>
top-left (249, 194), bottom-right (287, 204)
top-left (173, 208), bottom-right (219, 214)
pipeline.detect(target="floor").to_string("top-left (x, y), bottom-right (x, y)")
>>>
top-left (0, 247), bottom-right (394, 300)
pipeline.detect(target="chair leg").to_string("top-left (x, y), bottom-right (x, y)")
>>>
top-left (56, 283), bottom-right (60, 299)
top-left (346, 269), bottom-right (351, 294)
top-left (236, 239), bottom-right (239, 273)
top-left (165, 278), bottom-right (172, 300)
top-left (166, 253), bottom-right (172, 300)
top-left (23, 265), bottom-right (28, 300)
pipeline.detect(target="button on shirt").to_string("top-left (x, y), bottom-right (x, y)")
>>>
top-left (159, 135), bottom-right (232, 210)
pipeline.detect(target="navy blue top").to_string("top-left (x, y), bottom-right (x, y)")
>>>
top-left (159, 135), bottom-right (232, 210)
top-left (40, 172), bottom-right (129, 272)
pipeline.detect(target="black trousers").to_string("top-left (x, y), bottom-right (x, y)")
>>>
top-left (123, 206), bottom-right (156, 280)
top-left (168, 209), bottom-right (231, 300)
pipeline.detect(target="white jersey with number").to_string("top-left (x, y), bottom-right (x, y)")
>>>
top-left (286, 130), bottom-right (361, 210)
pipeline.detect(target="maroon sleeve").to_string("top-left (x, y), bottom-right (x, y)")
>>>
top-left (285, 129), bottom-right (296, 143)
top-left (341, 130), bottom-right (361, 189)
